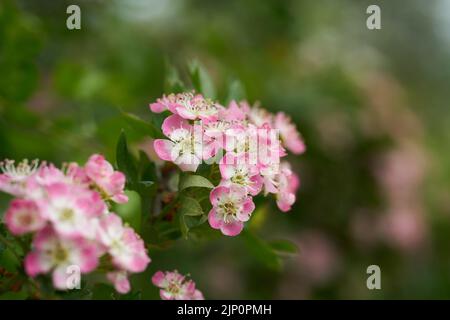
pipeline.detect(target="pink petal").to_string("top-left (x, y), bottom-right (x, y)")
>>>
top-left (175, 107), bottom-right (197, 120)
top-left (153, 139), bottom-right (175, 162)
top-left (161, 114), bottom-right (190, 137)
top-left (152, 271), bottom-right (166, 287)
top-left (248, 175), bottom-right (263, 196)
top-left (209, 186), bottom-right (230, 206)
top-left (208, 209), bottom-right (222, 229)
top-left (241, 197), bottom-right (255, 217)
top-left (221, 221), bottom-right (244, 236)
top-left (149, 102), bottom-right (166, 113)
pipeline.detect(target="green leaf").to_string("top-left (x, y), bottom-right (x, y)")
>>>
top-left (178, 173), bottom-right (214, 191)
top-left (0, 291), bottom-right (28, 300)
top-left (0, 247), bottom-right (20, 273)
top-left (179, 196), bottom-right (203, 216)
top-left (188, 60), bottom-right (216, 98)
top-left (226, 79), bottom-right (246, 103)
top-left (178, 196), bottom-right (206, 239)
top-left (269, 239), bottom-right (299, 256)
top-left (164, 60), bottom-right (186, 93)
top-left (242, 230), bottom-right (281, 271)
top-left (116, 130), bottom-right (138, 188)
top-left (121, 111), bottom-right (163, 139)
top-left (114, 190), bottom-right (142, 231)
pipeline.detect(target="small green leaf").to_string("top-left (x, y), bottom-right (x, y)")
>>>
top-left (114, 190), bottom-right (142, 231)
top-left (165, 60), bottom-right (186, 93)
top-left (121, 111), bottom-right (163, 139)
top-left (188, 60), bottom-right (216, 98)
top-left (242, 230), bottom-right (281, 271)
top-left (179, 196), bottom-right (203, 216)
top-left (269, 239), bottom-right (299, 256)
top-left (116, 131), bottom-right (138, 188)
top-left (179, 173), bottom-right (214, 191)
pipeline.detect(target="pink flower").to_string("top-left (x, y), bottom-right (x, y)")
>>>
top-left (150, 92), bottom-right (219, 122)
top-left (66, 162), bottom-right (90, 185)
top-left (153, 115), bottom-right (203, 172)
top-left (202, 120), bottom-right (231, 160)
top-left (37, 182), bottom-right (106, 239)
top-left (4, 199), bottom-right (46, 235)
top-left (85, 154), bottom-right (128, 204)
top-left (175, 93), bottom-right (219, 122)
top-left (0, 159), bottom-right (40, 197)
top-left (24, 226), bottom-right (99, 290)
top-left (275, 162), bottom-right (300, 212)
top-left (149, 93), bottom-right (180, 113)
top-left (97, 213), bottom-right (150, 273)
top-left (107, 270), bottom-right (131, 294)
top-left (208, 185), bottom-right (255, 236)
top-left (220, 100), bottom-right (246, 122)
top-left (259, 161), bottom-right (281, 195)
top-left (152, 270), bottom-right (204, 300)
top-left (274, 112), bottom-right (306, 155)
top-left (247, 105), bottom-right (273, 127)
top-left (219, 153), bottom-right (263, 196)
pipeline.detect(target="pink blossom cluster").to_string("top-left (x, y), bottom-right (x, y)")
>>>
top-left (150, 92), bottom-right (305, 236)
top-left (0, 155), bottom-right (150, 293)
top-left (152, 270), bottom-right (204, 300)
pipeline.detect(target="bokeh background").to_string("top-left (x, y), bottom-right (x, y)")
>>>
top-left (1, 0), bottom-right (450, 299)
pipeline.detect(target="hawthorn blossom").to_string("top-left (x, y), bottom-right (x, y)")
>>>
top-left (274, 112), bottom-right (306, 154)
top-left (174, 93), bottom-right (219, 122)
top-left (0, 154), bottom-right (151, 294)
top-left (150, 92), bottom-right (219, 122)
top-left (4, 199), bottom-right (45, 235)
top-left (208, 185), bottom-right (255, 236)
top-left (25, 226), bottom-right (99, 290)
top-left (154, 114), bottom-right (203, 172)
top-left (38, 182), bottom-right (105, 239)
top-left (85, 154), bottom-right (128, 203)
top-left (152, 270), bottom-right (204, 300)
top-left (97, 213), bottom-right (150, 273)
top-left (202, 120), bottom-right (231, 160)
top-left (149, 93), bottom-right (179, 113)
top-left (275, 162), bottom-right (300, 212)
top-left (247, 105), bottom-right (273, 127)
top-left (0, 159), bottom-right (40, 197)
top-left (219, 153), bottom-right (262, 196)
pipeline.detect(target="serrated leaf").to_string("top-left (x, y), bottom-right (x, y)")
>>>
top-left (242, 230), bottom-right (281, 271)
top-left (270, 239), bottom-right (299, 256)
top-left (116, 131), bottom-right (138, 189)
top-left (178, 173), bottom-right (214, 191)
top-left (188, 60), bottom-right (216, 98)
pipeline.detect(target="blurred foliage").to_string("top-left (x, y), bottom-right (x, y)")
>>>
top-left (1, 0), bottom-right (450, 299)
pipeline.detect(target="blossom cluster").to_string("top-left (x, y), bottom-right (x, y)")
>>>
top-left (150, 92), bottom-right (305, 236)
top-left (0, 155), bottom-right (150, 293)
top-left (152, 270), bottom-right (204, 300)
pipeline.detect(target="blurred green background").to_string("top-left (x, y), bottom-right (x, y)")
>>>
top-left (1, 0), bottom-right (450, 299)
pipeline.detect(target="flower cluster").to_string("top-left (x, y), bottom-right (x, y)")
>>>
top-left (150, 92), bottom-right (305, 236)
top-left (0, 155), bottom-right (150, 293)
top-left (152, 270), bottom-right (204, 300)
